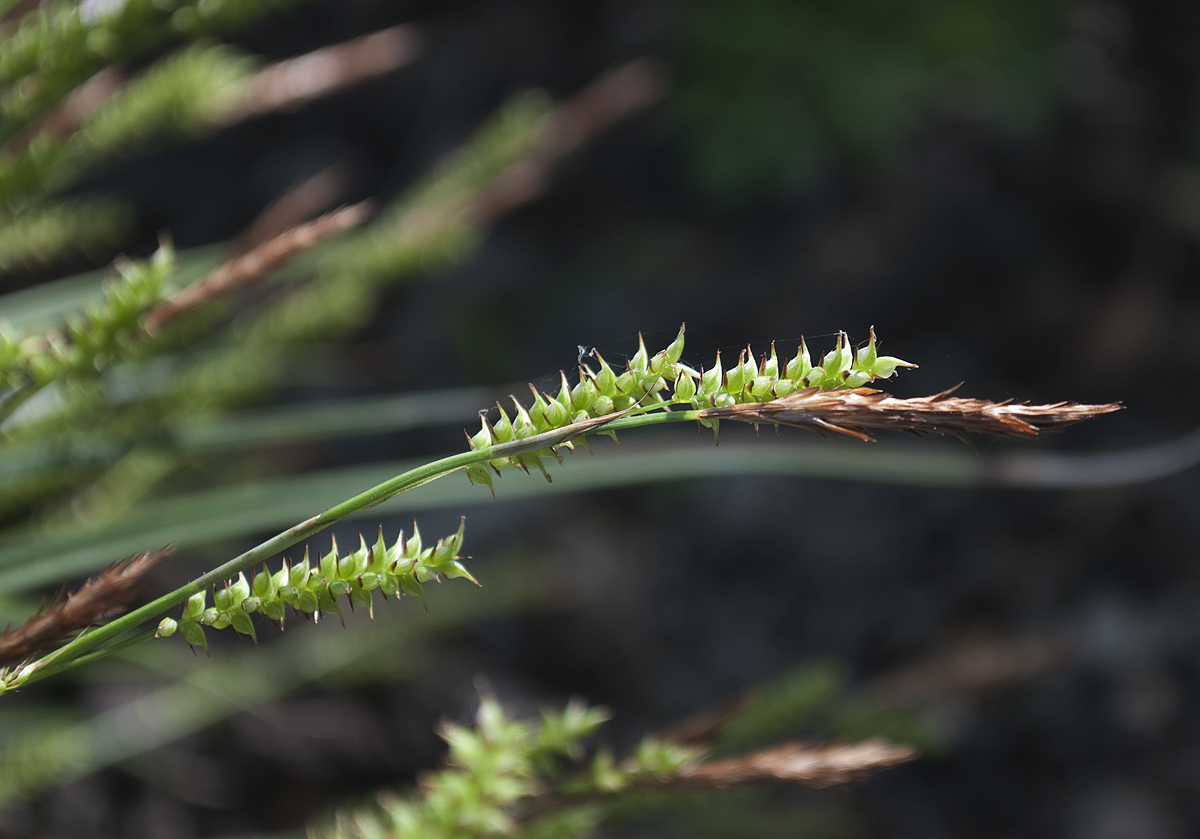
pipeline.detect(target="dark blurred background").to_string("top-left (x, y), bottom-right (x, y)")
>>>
top-left (7, 0), bottom-right (1200, 836)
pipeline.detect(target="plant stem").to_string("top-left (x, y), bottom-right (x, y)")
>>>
top-left (16, 408), bottom-right (699, 684)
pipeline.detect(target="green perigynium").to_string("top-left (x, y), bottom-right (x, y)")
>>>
top-left (155, 518), bottom-right (472, 650)
top-left (463, 326), bottom-right (914, 489)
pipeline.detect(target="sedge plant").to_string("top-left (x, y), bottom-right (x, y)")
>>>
top-left (0, 2), bottom-right (1127, 833)
top-left (0, 324), bottom-right (1120, 692)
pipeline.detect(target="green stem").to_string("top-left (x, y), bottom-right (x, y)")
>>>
top-left (18, 407), bottom-right (700, 685)
top-left (30, 630), bottom-right (160, 682)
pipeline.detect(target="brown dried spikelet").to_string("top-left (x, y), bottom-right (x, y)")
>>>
top-left (701, 386), bottom-right (1123, 443)
top-left (677, 739), bottom-right (916, 789)
top-left (0, 547), bottom-right (172, 667)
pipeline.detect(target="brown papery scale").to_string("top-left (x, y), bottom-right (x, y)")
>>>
top-left (699, 386), bottom-right (1123, 443)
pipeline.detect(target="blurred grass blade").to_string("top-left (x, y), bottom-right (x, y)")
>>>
top-left (9, 426), bottom-right (1198, 594)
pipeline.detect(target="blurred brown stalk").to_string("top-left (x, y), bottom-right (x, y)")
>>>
top-left (674, 740), bottom-right (917, 789)
top-left (0, 547), bottom-right (171, 667)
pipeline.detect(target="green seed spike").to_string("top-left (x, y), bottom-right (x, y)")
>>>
top-left (158, 521), bottom-right (472, 645)
top-left (459, 326), bottom-right (914, 484)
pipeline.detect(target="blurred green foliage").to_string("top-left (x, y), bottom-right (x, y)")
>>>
top-left (673, 0), bottom-right (1063, 202)
top-left (714, 661), bottom-right (941, 758)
